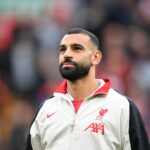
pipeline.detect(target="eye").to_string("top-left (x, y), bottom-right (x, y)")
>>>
top-left (72, 44), bottom-right (84, 51)
top-left (73, 46), bottom-right (81, 50)
top-left (59, 46), bottom-right (66, 53)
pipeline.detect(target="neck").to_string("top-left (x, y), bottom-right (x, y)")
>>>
top-left (67, 74), bottom-right (99, 100)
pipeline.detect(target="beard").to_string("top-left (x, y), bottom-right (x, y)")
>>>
top-left (59, 58), bottom-right (92, 81)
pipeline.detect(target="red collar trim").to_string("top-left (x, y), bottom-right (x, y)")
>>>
top-left (55, 80), bottom-right (67, 94)
top-left (55, 78), bottom-right (110, 95)
top-left (93, 78), bottom-right (110, 95)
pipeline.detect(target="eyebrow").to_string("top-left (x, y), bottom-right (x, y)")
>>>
top-left (59, 43), bottom-right (85, 49)
top-left (71, 43), bottom-right (84, 49)
top-left (59, 44), bottom-right (65, 48)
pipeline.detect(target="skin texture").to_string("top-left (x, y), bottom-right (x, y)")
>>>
top-left (59, 33), bottom-right (102, 100)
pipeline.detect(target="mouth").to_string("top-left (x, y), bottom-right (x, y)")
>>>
top-left (62, 62), bottom-right (75, 67)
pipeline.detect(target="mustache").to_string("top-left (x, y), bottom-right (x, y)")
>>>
top-left (61, 58), bottom-right (77, 66)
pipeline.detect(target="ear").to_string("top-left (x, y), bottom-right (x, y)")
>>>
top-left (91, 50), bottom-right (102, 65)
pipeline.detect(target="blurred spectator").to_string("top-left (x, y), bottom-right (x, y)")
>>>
top-left (100, 46), bottom-right (132, 94)
top-left (127, 26), bottom-right (150, 60)
top-left (102, 23), bottom-right (129, 49)
top-left (10, 23), bottom-right (40, 97)
top-left (100, 23), bottom-right (132, 94)
top-left (0, 79), bottom-right (13, 149)
top-left (0, 15), bottom-right (18, 51)
top-left (128, 26), bottom-right (150, 94)
top-left (105, 0), bottom-right (138, 25)
top-left (0, 15), bottom-right (18, 83)
top-left (136, 0), bottom-right (150, 30)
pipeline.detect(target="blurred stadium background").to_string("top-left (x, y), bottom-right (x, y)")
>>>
top-left (0, 0), bottom-right (150, 149)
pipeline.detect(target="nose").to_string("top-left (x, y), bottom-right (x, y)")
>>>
top-left (63, 48), bottom-right (73, 58)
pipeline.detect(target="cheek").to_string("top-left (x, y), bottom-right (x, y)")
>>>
top-left (80, 56), bottom-right (92, 65)
top-left (86, 54), bottom-right (93, 62)
top-left (59, 55), bottom-right (63, 63)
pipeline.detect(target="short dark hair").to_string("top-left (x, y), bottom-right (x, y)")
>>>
top-left (67, 28), bottom-right (100, 49)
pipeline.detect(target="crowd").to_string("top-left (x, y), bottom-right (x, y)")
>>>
top-left (0, 0), bottom-right (150, 149)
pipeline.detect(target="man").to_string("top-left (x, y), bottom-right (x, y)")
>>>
top-left (26, 28), bottom-right (150, 150)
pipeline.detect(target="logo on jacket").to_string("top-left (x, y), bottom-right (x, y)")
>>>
top-left (84, 123), bottom-right (104, 134)
top-left (96, 108), bottom-right (108, 120)
top-left (84, 108), bottom-right (108, 134)
top-left (47, 111), bottom-right (56, 118)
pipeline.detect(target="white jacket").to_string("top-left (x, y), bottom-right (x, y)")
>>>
top-left (26, 79), bottom-right (150, 150)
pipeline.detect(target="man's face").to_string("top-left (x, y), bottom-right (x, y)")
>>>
top-left (58, 33), bottom-right (94, 81)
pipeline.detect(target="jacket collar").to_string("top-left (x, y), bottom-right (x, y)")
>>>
top-left (54, 78), bottom-right (110, 96)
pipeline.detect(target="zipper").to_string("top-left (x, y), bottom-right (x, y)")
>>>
top-left (70, 119), bottom-right (75, 132)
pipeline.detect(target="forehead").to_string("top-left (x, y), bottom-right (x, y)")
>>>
top-left (60, 33), bottom-right (90, 46)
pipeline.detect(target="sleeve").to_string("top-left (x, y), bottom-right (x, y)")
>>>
top-left (25, 116), bottom-right (43, 150)
top-left (25, 96), bottom-right (54, 150)
top-left (25, 101), bottom-right (46, 150)
top-left (28, 120), bottom-right (43, 150)
top-left (129, 100), bottom-right (150, 150)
